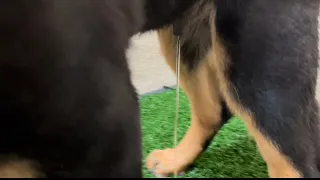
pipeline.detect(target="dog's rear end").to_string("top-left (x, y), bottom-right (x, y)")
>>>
top-left (0, 0), bottom-right (144, 177)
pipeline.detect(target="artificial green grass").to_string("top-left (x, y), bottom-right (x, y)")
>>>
top-left (139, 89), bottom-right (268, 178)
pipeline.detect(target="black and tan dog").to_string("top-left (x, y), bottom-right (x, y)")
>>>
top-left (0, 0), bottom-right (319, 178)
top-left (143, 0), bottom-right (320, 178)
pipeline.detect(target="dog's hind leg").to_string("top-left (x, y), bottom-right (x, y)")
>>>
top-left (211, 0), bottom-right (320, 177)
top-left (145, 27), bottom-right (231, 177)
top-left (211, 25), bottom-right (320, 178)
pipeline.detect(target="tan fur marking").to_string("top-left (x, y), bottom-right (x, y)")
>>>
top-left (145, 27), bottom-right (223, 176)
top-left (209, 18), bottom-right (301, 178)
top-left (0, 156), bottom-right (44, 178)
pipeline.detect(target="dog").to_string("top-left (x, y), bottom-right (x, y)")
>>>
top-left (0, 0), bottom-right (146, 177)
top-left (143, 0), bottom-right (320, 178)
top-left (0, 0), bottom-right (319, 178)
top-left (0, 0), bottom-right (194, 177)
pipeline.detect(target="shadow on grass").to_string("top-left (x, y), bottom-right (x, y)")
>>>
top-left (184, 137), bottom-right (268, 178)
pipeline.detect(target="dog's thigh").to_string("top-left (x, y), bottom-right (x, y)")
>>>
top-left (212, 0), bottom-right (320, 177)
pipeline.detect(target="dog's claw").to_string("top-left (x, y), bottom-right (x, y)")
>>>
top-left (146, 148), bottom-right (188, 177)
top-left (149, 168), bottom-right (167, 178)
top-left (154, 161), bottom-right (159, 167)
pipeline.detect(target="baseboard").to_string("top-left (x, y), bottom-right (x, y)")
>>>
top-left (139, 85), bottom-right (176, 97)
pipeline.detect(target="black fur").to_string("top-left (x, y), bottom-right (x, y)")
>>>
top-left (215, 0), bottom-right (320, 177)
top-left (0, 0), bottom-right (198, 177)
top-left (140, 0), bottom-right (195, 32)
top-left (143, 0), bottom-right (320, 178)
top-left (0, 0), bottom-right (144, 177)
top-left (2, 0), bottom-right (320, 178)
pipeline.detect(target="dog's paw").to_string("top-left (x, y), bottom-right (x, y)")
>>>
top-left (145, 148), bottom-right (187, 177)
